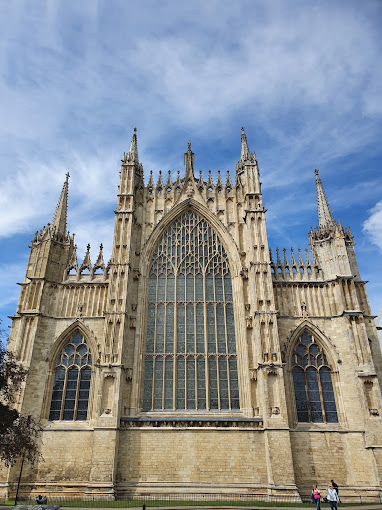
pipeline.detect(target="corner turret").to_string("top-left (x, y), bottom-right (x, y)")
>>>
top-left (26, 174), bottom-right (74, 282)
top-left (309, 169), bottom-right (360, 279)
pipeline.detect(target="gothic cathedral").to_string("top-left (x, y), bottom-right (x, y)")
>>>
top-left (2, 129), bottom-right (382, 501)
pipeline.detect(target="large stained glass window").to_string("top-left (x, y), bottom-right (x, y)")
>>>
top-left (292, 331), bottom-right (338, 423)
top-left (49, 332), bottom-right (92, 421)
top-left (143, 211), bottom-right (239, 412)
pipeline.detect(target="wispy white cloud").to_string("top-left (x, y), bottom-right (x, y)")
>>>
top-left (363, 200), bottom-right (382, 252)
top-left (0, 0), bottom-right (382, 319)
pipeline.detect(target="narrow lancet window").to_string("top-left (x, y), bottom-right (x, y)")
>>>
top-left (49, 332), bottom-right (92, 421)
top-left (143, 211), bottom-right (239, 412)
top-left (292, 331), bottom-right (338, 423)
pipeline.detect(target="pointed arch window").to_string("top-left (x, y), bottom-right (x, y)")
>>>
top-left (49, 332), bottom-right (92, 421)
top-left (143, 211), bottom-right (240, 412)
top-left (292, 331), bottom-right (338, 423)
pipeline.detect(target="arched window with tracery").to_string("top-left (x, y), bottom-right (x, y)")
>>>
top-left (142, 211), bottom-right (240, 412)
top-left (49, 331), bottom-right (92, 421)
top-left (292, 331), bottom-right (338, 423)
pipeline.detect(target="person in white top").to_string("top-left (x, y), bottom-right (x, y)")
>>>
top-left (327, 484), bottom-right (340, 510)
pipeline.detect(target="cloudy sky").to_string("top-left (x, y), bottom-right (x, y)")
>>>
top-left (1, 0), bottom-right (382, 331)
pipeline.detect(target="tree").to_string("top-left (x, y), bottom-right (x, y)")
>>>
top-left (0, 325), bottom-right (42, 467)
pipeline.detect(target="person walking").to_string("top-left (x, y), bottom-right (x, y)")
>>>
top-left (312, 485), bottom-right (321, 510)
top-left (327, 484), bottom-right (340, 510)
top-left (331, 480), bottom-right (339, 495)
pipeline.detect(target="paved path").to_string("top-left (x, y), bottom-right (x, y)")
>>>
top-left (2, 505), bottom-right (381, 510)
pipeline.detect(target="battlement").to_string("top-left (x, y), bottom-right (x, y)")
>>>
top-left (269, 246), bottom-right (322, 281)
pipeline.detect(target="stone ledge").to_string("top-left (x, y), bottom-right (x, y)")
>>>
top-left (120, 416), bottom-right (263, 429)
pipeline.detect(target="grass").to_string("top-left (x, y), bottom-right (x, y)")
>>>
top-left (4, 500), bottom-right (381, 508)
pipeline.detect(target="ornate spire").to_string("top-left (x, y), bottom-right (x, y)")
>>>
top-left (166, 170), bottom-right (172, 190)
top-left (66, 244), bottom-right (78, 273)
top-left (290, 247), bottom-right (297, 268)
top-left (298, 248), bottom-right (304, 268)
top-left (197, 170), bottom-right (204, 190)
top-left (240, 127), bottom-right (251, 161)
top-left (79, 244), bottom-right (92, 273)
top-left (94, 243), bottom-right (105, 273)
top-left (314, 169), bottom-right (335, 230)
top-left (51, 173), bottom-right (69, 235)
top-left (147, 170), bottom-right (154, 189)
top-left (175, 170), bottom-right (182, 189)
top-left (283, 248), bottom-right (290, 267)
top-left (207, 170), bottom-right (214, 190)
top-left (184, 140), bottom-right (195, 183)
top-left (226, 170), bottom-right (233, 190)
top-left (127, 128), bottom-right (139, 163)
top-left (216, 170), bottom-right (223, 189)
top-left (305, 247), bottom-right (312, 267)
top-left (157, 170), bottom-right (163, 189)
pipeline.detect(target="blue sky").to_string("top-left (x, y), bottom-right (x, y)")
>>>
top-left (1, 0), bottom-right (382, 332)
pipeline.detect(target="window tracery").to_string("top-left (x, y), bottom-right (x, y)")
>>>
top-left (49, 331), bottom-right (92, 421)
top-left (143, 211), bottom-right (239, 412)
top-left (292, 331), bottom-right (338, 423)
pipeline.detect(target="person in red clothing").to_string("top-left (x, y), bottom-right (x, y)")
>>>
top-left (312, 485), bottom-right (321, 510)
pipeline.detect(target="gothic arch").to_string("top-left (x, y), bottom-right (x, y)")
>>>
top-left (285, 321), bottom-right (342, 426)
top-left (131, 202), bottom-right (250, 414)
top-left (140, 198), bottom-right (241, 279)
top-left (285, 320), bottom-right (339, 371)
top-left (42, 320), bottom-right (97, 423)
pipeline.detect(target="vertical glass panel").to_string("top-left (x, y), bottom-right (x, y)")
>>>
top-left (219, 357), bottom-right (229, 409)
top-left (166, 275), bottom-right (175, 301)
top-left (165, 304), bottom-right (174, 353)
top-left (301, 332), bottom-right (311, 346)
top-left (205, 274), bottom-right (214, 301)
top-left (320, 366), bottom-right (338, 423)
top-left (177, 305), bottom-right (185, 352)
top-left (209, 357), bottom-right (218, 410)
top-left (229, 357), bottom-right (240, 409)
top-left (197, 357), bottom-right (206, 410)
top-left (148, 276), bottom-right (157, 301)
top-left (153, 357), bottom-right (163, 410)
top-left (215, 275), bottom-right (224, 301)
top-left (157, 276), bottom-right (166, 301)
top-left (164, 357), bottom-right (173, 409)
top-left (77, 368), bottom-right (91, 420)
top-left (176, 357), bottom-right (185, 409)
top-left (224, 275), bottom-right (232, 301)
top-left (146, 304), bottom-right (155, 353)
top-left (186, 274), bottom-right (194, 302)
top-left (177, 274), bottom-right (185, 302)
top-left (63, 367), bottom-right (78, 420)
top-left (156, 304), bottom-right (165, 353)
top-left (207, 304), bottom-right (216, 352)
top-left (293, 367), bottom-right (309, 422)
top-left (142, 358), bottom-right (154, 411)
top-left (186, 304), bottom-right (194, 353)
top-left (49, 367), bottom-right (65, 420)
top-left (195, 274), bottom-right (203, 301)
top-left (196, 303), bottom-right (204, 353)
top-left (226, 304), bottom-right (236, 354)
top-left (187, 357), bottom-right (196, 409)
top-left (306, 366), bottom-right (323, 422)
top-left (216, 305), bottom-right (226, 353)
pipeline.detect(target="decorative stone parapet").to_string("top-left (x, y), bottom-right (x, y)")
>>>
top-left (120, 416), bottom-right (263, 429)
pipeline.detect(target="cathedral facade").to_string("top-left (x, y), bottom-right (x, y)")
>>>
top-left (1, 129), bottom-right (382, 501)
